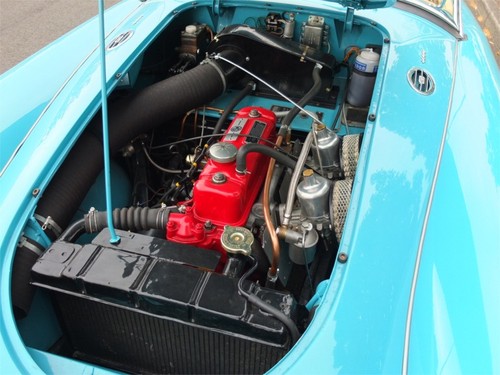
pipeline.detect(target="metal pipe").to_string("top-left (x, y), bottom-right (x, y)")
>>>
top-left (280, 63), bottom-right (323, 226)
top-left (282, 131), bottom-right (314, 227)
top-left (266, 63), bottom-right (323, 273)
top-left (264, 134), bottom-right (284, 278)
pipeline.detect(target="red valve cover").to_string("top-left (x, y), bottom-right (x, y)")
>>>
top-left (167, 106), bottom-right (277, 252)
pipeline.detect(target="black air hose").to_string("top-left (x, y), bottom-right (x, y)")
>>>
top-left (12, 54), bottom-right (242, 318)
top-left (36, 60), bottom-right (231, 236)
top-left (11, 240), bottom-right (44, 319)
top-left (235, 143), bottom-right (297, 173)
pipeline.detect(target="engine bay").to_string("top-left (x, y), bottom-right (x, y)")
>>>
top-left (14, 3), bottom-right (386, 373)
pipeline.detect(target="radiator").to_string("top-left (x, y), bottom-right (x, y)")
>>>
top-left (32, 229), bottom-right (293, 374)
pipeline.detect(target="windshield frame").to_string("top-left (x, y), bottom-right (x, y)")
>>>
top-left (399, 0), bottom-right (463, 37)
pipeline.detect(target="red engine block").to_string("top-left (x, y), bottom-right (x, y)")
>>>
top-left (167, 106), bottom-right (277, 254)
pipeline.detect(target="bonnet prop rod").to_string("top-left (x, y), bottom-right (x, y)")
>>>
top-left (98, 0), bottom-right (120, 244)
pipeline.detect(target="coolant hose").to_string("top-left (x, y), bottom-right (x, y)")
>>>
top-left (56, 206), bottom-right (171, 243)
top-left (235, 143), bottom-right (296, 174)
top-left (59, 218), bottom-right (87, 243)
top-left (238, 256), bottom-right (300, 344)
top-left (210, 80), bottom-right (255, 142)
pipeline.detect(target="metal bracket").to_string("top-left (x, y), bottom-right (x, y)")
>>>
top-left (344, 7), bottom-right (354, 33)
top-left (212, 0), bottom-right (221, 16)
top-left (306, 279), bottom-right (330, 310)
top-left (340, 0), bottom-right (362, 9)
top-left (25, 216), bottom-right (52, 248)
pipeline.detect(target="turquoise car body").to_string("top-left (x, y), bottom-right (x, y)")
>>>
top-left (0, 0), bottom-right (499, 373)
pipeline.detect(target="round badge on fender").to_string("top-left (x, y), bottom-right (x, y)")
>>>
top-left (107, 31), bottom-right (134, 50)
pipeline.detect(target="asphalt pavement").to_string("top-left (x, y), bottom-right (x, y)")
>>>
top-left (466, 0), bottom-right (500, 66)
top-left (0, 0), bottom-right (498, 75)
top-left (0, 0), bottom-right (120, 74)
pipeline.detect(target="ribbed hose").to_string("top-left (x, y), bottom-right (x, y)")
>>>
top-left (84, 207), bottom-right (170, 234)
top-left (36, 62), bottom-right (228, 236)
top-left (56, 206), bottom-right (171, 244)
top-left (11, 240), bottom-right (44, 319)
top-left (12, 56), bottom-right (238, 318)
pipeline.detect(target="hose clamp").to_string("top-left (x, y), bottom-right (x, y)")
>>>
top-left (203, 58), bottom-right (227, 92)
top-left (86, 207), bottom-right (99, 233)
top-left (18, 236), bottom-right (44, 257)
top-left (35, 214), bottom-right (62, 237)
top-left (156, 207), bottom-right (170, 229)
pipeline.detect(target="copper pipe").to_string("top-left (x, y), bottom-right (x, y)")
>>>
top-left (264, 134), bottom-right (284, 277)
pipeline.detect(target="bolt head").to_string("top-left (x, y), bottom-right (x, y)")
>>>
top-left (212, 173), bottom-right (226, 184)
top-left (337, 252), bottom-right (348, 263)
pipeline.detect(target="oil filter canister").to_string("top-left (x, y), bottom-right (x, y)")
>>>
top-left (346, 48), bottom-right (380, 107)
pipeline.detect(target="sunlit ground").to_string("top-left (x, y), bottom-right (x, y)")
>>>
top-left (466, 0), bottom-right (500, 66)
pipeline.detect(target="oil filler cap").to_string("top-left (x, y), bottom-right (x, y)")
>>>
top-left (221, 226), bottom-right (254, 256)
top-left (209, 142), bottom-right (238, 164)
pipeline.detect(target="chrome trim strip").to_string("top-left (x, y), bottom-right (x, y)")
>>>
top-left (399, 0), bottom-right (460, 32)
top-left (402, 40), bottom-right (460, 374)
top-left (0, 3), bottom-right (144, 177)
top-left (394, 2), bottom-right (462, 39)
top-left (457, 0), bottom-right (463, 40)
